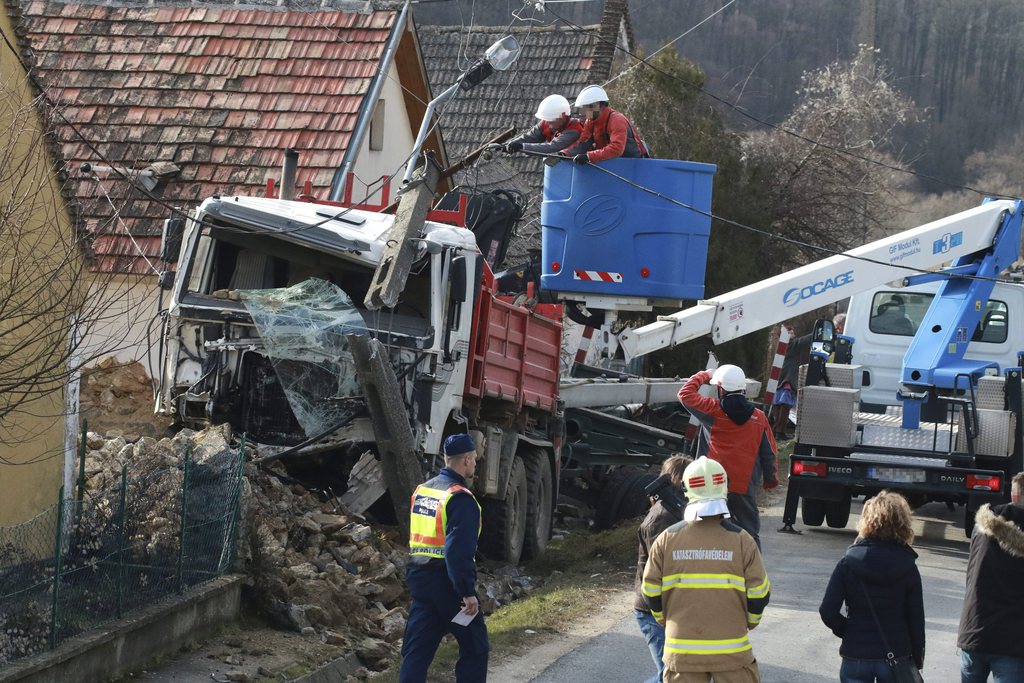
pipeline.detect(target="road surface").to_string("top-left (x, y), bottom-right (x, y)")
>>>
top-left (492, 499), bottom-right (971, 682)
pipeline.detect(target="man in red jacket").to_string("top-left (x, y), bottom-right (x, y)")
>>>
top-left (678, 364), bottom-right (778, 548)
top-left (566, 84), bottom-right (649, 164)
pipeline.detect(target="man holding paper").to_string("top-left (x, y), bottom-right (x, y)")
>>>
top-left (400, 433), bottom-right (488, 682)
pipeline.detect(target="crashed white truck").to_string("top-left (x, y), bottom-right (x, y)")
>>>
top-left (153, 149), bottom-right (694, 564)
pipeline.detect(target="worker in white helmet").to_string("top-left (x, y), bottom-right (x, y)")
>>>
top-left (677, 364), bottom-right (778, 548)
top-left (564, 84), bottom-right (649, 164)
top-left (502, 94), bottom-right (584, 156)
top-left (642, 455), bottom-right (770, 683)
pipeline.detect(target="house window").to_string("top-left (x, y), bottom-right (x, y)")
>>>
top-left (369, 99), bottom-right (385, 151)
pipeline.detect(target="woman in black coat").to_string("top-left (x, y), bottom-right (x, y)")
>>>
top-left (819, 491), bottom-right (926, 682)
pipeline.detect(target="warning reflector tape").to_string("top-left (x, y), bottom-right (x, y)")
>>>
top-left (573, 270), bottom-right (622, 282)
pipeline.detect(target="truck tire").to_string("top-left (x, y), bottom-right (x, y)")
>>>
top-left (801, 498), bottom-right (826, 527)
top-left (481, 456), bottom-right (527, 564)
top-left (825, 495), bottom-right (852, 529)
top-left (593, 468), bottom-right (657, 530)
top-left (522, 449), bottom-right (553, 561)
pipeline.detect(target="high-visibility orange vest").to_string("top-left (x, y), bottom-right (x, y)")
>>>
top-left (409, 477), bottom-right (482, 559)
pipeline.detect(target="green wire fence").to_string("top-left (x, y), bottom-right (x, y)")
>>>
top-left (0, 430), bottom-right (246, 666)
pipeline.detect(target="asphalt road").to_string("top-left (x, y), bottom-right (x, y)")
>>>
top-left (522, 500), bottom-right (971, 683)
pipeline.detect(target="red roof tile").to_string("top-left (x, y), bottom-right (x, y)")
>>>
top-left (21, 1), bottom-right (405, 274)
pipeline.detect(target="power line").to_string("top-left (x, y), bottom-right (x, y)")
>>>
top-left (520, 150), bottom-right (1022, 288)
top-left (543, 4), bottom-right (1024, 203)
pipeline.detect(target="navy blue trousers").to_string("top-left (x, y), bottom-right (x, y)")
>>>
top-left (399, 563), bottom-right (489, 682)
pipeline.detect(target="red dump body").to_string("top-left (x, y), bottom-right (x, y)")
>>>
top-left (464, 265), bottom-right (562, 413)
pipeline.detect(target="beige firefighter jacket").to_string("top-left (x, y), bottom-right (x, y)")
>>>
top-left (642, 516), bottom-right (770, 674)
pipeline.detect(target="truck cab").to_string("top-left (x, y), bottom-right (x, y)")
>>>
top-left (847, 282), bottom-right (1023, 410)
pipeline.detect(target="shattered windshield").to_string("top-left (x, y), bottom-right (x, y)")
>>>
top-left (240, 278), bottom-right (367, 437)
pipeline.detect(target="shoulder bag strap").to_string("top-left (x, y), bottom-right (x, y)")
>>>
top-left (855, 573), bottom-right (897, 662)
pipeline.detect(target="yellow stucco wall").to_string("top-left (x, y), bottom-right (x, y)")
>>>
top-left (0, 13), bottom-right (79, 525)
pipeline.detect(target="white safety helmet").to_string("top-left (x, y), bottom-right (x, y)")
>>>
top-left (709, 364), bottom-right (746, 393)
top-left (535, 94), bottom-right (571, 121)
top-left (575, 84), bottom-right (609, 108)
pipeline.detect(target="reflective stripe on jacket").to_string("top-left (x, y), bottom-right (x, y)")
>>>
top-left (642, 517), bottom-right (769, 674)
top-left (409, 475), bottom-right (482, 559)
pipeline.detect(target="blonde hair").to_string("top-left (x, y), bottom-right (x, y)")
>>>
top-left (857, 491), bottom-right (914, 545)
top-left (661, 454), bottom-right (693, 485)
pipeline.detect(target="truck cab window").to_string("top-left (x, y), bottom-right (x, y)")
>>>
top-left (869, 291), bottom-right (1008, 343)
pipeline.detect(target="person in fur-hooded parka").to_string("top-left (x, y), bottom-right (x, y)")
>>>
top-left (958, 473), bottom-right (1024, 680)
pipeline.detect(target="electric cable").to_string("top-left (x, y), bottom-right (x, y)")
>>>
top-left (517, 149), bottom-right (1024, 288)
top-left (542, 3), bottom-right (1024, 203)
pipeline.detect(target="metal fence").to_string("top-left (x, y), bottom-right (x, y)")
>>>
top-left (0, 434), bottom-right (245, 666)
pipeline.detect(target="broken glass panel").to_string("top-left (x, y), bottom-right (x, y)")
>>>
top-left (239, 278), bottom-right (367, 438)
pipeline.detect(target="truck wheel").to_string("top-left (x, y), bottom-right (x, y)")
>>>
top-left (593, 468), bottom-right (656, 530)
top-left (522, 449), bottom-right (553, 561)
top-left (825, 495), bottom-right (852, 529)
top-left (801, 498), bottom-right (826, 527)
top-left (481, 456), bottom-right (527, 564)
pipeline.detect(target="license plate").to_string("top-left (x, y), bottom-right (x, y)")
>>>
top-left (867, 467), bottom-right (926, 484)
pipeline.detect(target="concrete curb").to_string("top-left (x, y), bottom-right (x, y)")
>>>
top-left (0, 575), bottom-right (243, 683)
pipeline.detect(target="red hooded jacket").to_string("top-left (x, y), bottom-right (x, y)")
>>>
top-left (678, 370), bottom-right (778, 494)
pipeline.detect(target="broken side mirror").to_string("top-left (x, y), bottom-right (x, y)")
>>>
top-left (450, 255), bottom-right (468, 303)
top-left (159, 217), bottom-right (185, 263)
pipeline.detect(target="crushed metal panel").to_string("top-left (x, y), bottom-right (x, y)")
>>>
top-left (341, 451), bottom-right (387, 514)
top-left (239, 278), bottom-right (367, 438)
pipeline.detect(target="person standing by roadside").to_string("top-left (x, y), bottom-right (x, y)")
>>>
top-left (819, 491), bottom-right (925, 683)
top-left (634, 454), bottom-right (692, 683)
top-left (678, 364), bottom-right (778, 548)
top-left (400, 434), bottom-right (488, 683)
top-left (643, 455), bottom-right (770, 683)
top-left (958, 472), bottom-right (1024, 682)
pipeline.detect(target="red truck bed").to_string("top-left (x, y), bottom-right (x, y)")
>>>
top-left (464, 268), bottom-right (562, 413)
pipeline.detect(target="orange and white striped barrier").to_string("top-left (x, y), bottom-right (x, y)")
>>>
top-left (763, 324), bottom-right (792, 407)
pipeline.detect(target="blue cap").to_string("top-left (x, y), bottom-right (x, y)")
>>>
top-left (443, 433), bottom-right (476, 457)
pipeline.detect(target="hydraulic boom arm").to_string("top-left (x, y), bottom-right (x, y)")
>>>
top-left (617, 200), bottom-right (1020, 361)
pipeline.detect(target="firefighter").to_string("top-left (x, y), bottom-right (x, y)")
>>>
top-left (678, 364), bottom-right (778, 548)
top-left (642, 455), bottom-right (770, 683)
top-left (502, 94), bottom-right (584, 155)
top-left (399, 433), bottom-right (488, 683)
top-left (565, 84), bottom-right (649, 164)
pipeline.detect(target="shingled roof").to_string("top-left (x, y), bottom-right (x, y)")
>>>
top-left (19, 0), bottom-right (440, 274)
top-left (418, 0), bottom-right (635, 265)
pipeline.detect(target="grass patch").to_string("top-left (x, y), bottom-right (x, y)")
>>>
top-left (377, 520), bottom-right (641, 682)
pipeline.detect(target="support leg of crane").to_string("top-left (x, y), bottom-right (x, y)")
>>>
top-left (778, 478), bottom-right (802, 534)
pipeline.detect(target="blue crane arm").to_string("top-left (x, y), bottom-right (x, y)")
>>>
top-left (898, 198), bottom-right (1023, 428)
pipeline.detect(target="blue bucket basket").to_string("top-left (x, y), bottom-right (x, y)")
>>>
top-left (540, 158), bottom-right (716, 300)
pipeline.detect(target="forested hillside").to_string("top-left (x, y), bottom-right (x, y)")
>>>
top-left (415, 0), bottom-right (1024, 188)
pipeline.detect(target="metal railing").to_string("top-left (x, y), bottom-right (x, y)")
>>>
top-left (0, 430), bottom-right (245, 666)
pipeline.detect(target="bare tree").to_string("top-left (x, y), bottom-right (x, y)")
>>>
top-left (0, 77), bottom-right (157, 456)
top-left (743, 45), bottom-right (920, 273)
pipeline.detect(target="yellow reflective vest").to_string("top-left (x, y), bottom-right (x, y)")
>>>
top-left (409, 475), bottom-right (482, 559)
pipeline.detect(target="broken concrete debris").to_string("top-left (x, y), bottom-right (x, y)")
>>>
top-left (82, 424), bottom-right (543, 679)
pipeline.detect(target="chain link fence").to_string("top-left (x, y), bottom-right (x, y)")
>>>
top-left (0, 435), bottom-right (245, 666)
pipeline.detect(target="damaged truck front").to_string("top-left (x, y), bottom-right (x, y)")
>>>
top-left (157, 194), bottom-right (561, 564)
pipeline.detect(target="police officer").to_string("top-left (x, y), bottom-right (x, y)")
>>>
top-left (399, 433), bottom-right (488, 682)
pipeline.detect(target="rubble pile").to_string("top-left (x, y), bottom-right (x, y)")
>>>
top-left (82, 425), bottom-right (542, 676)
top-left (79, 359), bottom-right (171, 438)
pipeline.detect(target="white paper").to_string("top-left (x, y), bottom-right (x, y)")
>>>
top-left (451, 608), bottom-right (476, 626)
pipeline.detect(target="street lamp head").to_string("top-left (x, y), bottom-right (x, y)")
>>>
top-left (459, 35), bottom-right (521, 92)
top-left (484, 35), bottom-right (520, 72)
